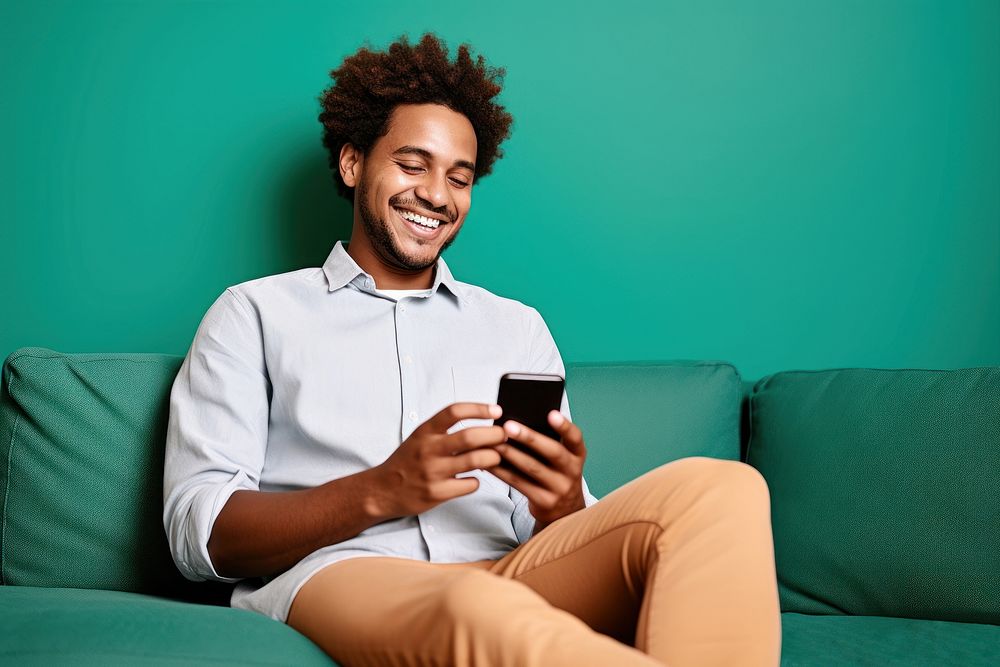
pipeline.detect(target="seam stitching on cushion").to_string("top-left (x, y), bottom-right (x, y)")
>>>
top-left (567, 361), bottom-right (737, 370)
top-left (22, 356), bottom-right (167, 366)
top-left (761, 366), bottom-right (997, 377)
top-left (6, 348), bottom-right (182, 365)
top-left (1, 361), bottom-right (24, 586)
top-left (0, 412), bottom-right (16, 586)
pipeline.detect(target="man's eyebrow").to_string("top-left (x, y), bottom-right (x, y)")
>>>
top-left (392, 145), bottom-right (476, 172)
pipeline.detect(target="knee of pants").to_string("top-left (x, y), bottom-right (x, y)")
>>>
top-left (628, 456), bottom-right (771, 514)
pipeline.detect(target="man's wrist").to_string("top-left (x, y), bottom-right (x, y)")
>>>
top-left (359, 465), bottom-right (396, 522)
top-left (530, 493), bottom-right (586, 536)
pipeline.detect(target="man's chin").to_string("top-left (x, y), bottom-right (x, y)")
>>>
top-left (385, 238), bottom-right (441, 271)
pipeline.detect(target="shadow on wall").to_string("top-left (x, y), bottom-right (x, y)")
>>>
top-left (274, 147), bottom-right (354, 270)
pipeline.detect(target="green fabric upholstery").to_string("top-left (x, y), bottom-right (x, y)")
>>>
top-left (747, 368), bottom-right (1000, 624)
top-left (566, 361), bottom-right (742, 497)
top-left (3, 348), bottom-right (997, 664)
top-left (0, 348), bottom-right (228, 604)
top-left (779, 613), bottom-right (1000, 666)
top-left (0, 586), bottom-right (334, 666)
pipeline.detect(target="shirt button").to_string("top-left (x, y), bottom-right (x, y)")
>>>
top-left (426, 524), bottom-right (436, 534)
top-left (408, 410), bottom-right (418, 421)
top-left (404, 355), bottom-right (413, 364)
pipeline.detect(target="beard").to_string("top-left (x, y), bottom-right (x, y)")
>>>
top-left (356, 178), bottom-right (458, 271)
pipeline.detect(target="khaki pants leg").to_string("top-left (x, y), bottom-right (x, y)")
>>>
top-left (488, 456), bottom-right (781, 666)
top-left (288, 556), bottom-right (658, 667)
top-left (288, 456), bottom-right (780, 667)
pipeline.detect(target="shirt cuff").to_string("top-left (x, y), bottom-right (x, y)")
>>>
top-left (171, 469), bottom-right (255, 584)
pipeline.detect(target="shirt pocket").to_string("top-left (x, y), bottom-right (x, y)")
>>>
top-left (449, 364), bottom-right (502, 433)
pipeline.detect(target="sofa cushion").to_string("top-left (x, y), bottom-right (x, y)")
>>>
top-left (566, 361), bottom-right (742, 497)
top-left (747, 367), bottom-right (1000, 624)
top-left (0, 348), bottom-right (227, 603)
top-left (780, 612), bottom-right (1000, 666)
top-left (0, 585), bottom-right (333, 666)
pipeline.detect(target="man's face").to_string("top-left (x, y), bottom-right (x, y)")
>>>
top-left (351, 103), bottom-right (478, 271)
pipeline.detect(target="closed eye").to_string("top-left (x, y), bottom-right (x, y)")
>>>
top-left (398, 163), bottom-right (470, 188)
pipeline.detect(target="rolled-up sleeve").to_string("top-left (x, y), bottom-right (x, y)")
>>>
top-left (163, 288), bottom-right (270, 582)
top-left (511, 308), bottom-right (599, 543)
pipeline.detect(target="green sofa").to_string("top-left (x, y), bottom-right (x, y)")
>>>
top-left (1, 347), bottom-right (997, 665)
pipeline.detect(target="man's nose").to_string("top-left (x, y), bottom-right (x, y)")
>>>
top-left (414, 172), bottom-right (449, 210)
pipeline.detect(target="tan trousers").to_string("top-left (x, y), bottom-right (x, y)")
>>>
top-left (288, 457), bottom-right (781, 666)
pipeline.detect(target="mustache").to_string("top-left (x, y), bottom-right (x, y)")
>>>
top-left (390, 198), bottom-right (454, 223)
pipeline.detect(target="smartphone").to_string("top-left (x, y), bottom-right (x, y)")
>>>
top-left (494, 372), bottom-right (565, 466)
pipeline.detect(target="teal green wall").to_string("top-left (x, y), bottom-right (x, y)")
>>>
top-left (3, 1), bottom-right (998, 379)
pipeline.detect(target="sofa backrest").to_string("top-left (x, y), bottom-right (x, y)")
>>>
top-left (0, 348), bottom-right (229, 603)
top-left (746, 367), bottom-right (1000, 625)
top-left (567, 361), bottom-right (742, 497)
top-left (0, 349), bottom-right (742, 597)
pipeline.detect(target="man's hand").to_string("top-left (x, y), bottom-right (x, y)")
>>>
top-left (486, 410), bottom-right (588, 530)
top-left (368, 402), bottom-right (509, 520)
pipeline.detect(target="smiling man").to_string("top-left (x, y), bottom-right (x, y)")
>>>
top-left (163, 34), bottom-right (781, 667)
top-left (344, 103), bottom-right (473, 285)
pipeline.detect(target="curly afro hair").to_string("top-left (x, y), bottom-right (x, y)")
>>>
top-left (318, 33), bottom-right (514, 202)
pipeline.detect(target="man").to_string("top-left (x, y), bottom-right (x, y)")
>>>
top-left (164, 33), bottom-right (781, 666)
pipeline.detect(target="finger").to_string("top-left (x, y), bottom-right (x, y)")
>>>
top-left (547, 410), bottom-right (586, 456)
top-left (423, 402), bottom-right (502, 434)
top-left (440, 446), bottom-right (503, 476)
top-left (433, 476), bottom-right (481, 501)
top-left (495, 442), bottom-right (567, 493)
top-left (487, 464), bottom-right (559, 508)
top-left (439, 424), bottom-right (508, 455)
top-left (501, 421), bottom-right (573, 471)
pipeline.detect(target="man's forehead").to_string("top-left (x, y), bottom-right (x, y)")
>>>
top-left (381, 104), bottom-right (477, 163)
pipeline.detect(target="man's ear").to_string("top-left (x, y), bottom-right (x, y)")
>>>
top-left (339, 143), bottom-right (363, 188)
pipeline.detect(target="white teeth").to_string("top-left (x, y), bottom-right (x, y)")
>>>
top-left (395, 207), bottom-right (439, 229)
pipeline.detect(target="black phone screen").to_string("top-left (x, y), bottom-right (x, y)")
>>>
top-left (494, 373), bottom-right (565, 462)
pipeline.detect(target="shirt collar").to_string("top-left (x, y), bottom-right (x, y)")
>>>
top-left (321, 240), bottom-right (464, 305)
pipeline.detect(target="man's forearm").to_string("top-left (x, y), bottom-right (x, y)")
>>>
top-left (207, 466), bottom-right (391, 579)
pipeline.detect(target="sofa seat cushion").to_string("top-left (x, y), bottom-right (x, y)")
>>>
top-left (781, 612), bottom-right (1000, 666)
top-left (566, 361), bottom-right (742, 497)
top-left (0, 586), bottom-right (334, 666)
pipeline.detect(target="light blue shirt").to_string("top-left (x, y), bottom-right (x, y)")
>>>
top-left (163, 240), bottom-right (597, 621)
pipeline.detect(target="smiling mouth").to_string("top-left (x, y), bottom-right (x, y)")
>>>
top-left (393, 206), bottom-right (446, 237)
